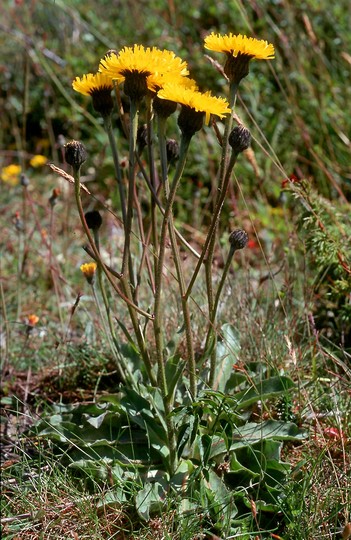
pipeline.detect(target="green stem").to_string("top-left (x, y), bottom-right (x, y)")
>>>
top-left (153, 134), bottom-right (191, 475)
top-left (93, 229), bottom-right (135, 385)
top-left (72, 167), bottom-right (152, 321)
top-left (133, 182), bottom-right (156, 301)
top-left (136, 152), bottom-right (200, 259)
top-left (73, 166), bottom-right (156, 384)
top-left (146, 98), bottom-right (159, 268)
top-left (122, 98), bottom-right (138, 278)
top-left (103, 116), bottom-right (127, 226)
top-left (158, 117), bottom-right (196, 399)
top-left (185, 150), bottom-right (238, 301)
top-left (91, 284), bottom-right (125, 382)
top-left (206, 243), bottom-right (237, 388)
top-left (153, 135), bottom-right (191, 390)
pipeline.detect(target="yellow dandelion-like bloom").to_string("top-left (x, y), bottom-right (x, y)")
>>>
top-left (80, 262), bottom-right (97, 284)
top-left (205, 33), bottom-right (274, 85)
top-left (72, 72), bottom-right (115, 116)
top-left (72, 72), bottom-right (114, 97)
top-left (147, 73), bottom-right (196, 93)
top-left (152, 77), bottom-right (198, 118)
top-left (99, 45), bottom-right (189, 100)
top-left (30, 155), bottom-right (47, 168)
top-left (158, 83), bottom-right (231, 125)
top-left (1, 164), bottom-right (21, 186)
top-left (204, 33), bottom-right (275, 60)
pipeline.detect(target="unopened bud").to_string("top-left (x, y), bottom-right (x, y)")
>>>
top-left (64, 140), bottom-right (87, 171)
top-left (229, 229), bottom-right (249, 250)
top-left (137, 124), bottom-right (148, 154)
top-left (85, 210), bottom-right (102, 231)
top-left (228, 126), bottom-right (251, 154)
top-left (49, 188), bottom-right (60, 208)
top-left (166, 139), bottom-right (179, 165)
top-left (20, 174), bottom-right (30, 187)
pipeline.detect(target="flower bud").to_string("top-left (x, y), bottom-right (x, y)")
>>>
top-left (228, 126), bottom-right (251, 154)
top-left (137, 124), bottom-right (148, 154)
top-left (84, 210), bottom-right (103, 231)
top-left (166, 139), bottom-right (179, 165)
top-left (20, 174), bottom-right (30, 187)
top-left (49, 188), bottom-right (60, 208)
top-left (80, 262), bottom-right (97, 285)
top-left (229, 229), bottom-right (249, 250)
top-left (64, 140), bottom-right (87, 171)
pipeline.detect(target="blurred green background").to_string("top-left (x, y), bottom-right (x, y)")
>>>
top-left (2, 0), bottom-right (350, 199)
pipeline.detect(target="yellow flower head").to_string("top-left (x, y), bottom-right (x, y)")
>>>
top-left (72, 72), bottom-right (114, 97)
top-left (205, 33), bottom-right (274, 85)
top-left (204, 33), bottom-right (275, 60)
top-left (1, 164), bottom-right (21, 186)
top-left (72, 72), bottom-right (115, 117)
top-left (158, 83), bottom-right (231, 125)
top-left (30, 155), bottom-right (47, 168)
top-left (80, 262), bottom-right (97, 284)
top-left (99, 45), bottom-right (189, 100)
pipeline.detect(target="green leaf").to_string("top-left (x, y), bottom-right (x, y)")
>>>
top-left (201, 470), bottom-right (238, 525)
top-left (120, 387), bottom-right (169, 458)
top-left (234, 376), bottom-right (296, 409)
top-left (214, 324), bottom-right (241, 392)
top-left (165, 355), bottom-right (186, 403)
top-left (231, 420), bottom-right (308, 446)
top-left (135, 481), bottom-right (167, 521)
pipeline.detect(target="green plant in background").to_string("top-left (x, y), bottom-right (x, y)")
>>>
top-left (284, 179), bottom-right (351, 355)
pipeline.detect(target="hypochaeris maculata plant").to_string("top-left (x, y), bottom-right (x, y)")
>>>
top-left (67, 33), bottom-right (276, 476)
top-left (34, 30), bottom-right (312, 534)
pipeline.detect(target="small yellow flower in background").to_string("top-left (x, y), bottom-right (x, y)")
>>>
top-left (29, 155), bottom-right (48, 168)
top-left (27, 314), bottom-right (40, 326)
top-left (204, 33), bottom-right (275, 60)
top-left (99, 45), bottom-right (189, 100)
top-left (80, 262), bottom-right (97, 284)
top-left (204, 33), bottom-right (275, 85)
top-left (158, 83), bottom-right (231, 125)
top-left (1, 164), bottom-right (21, 186)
